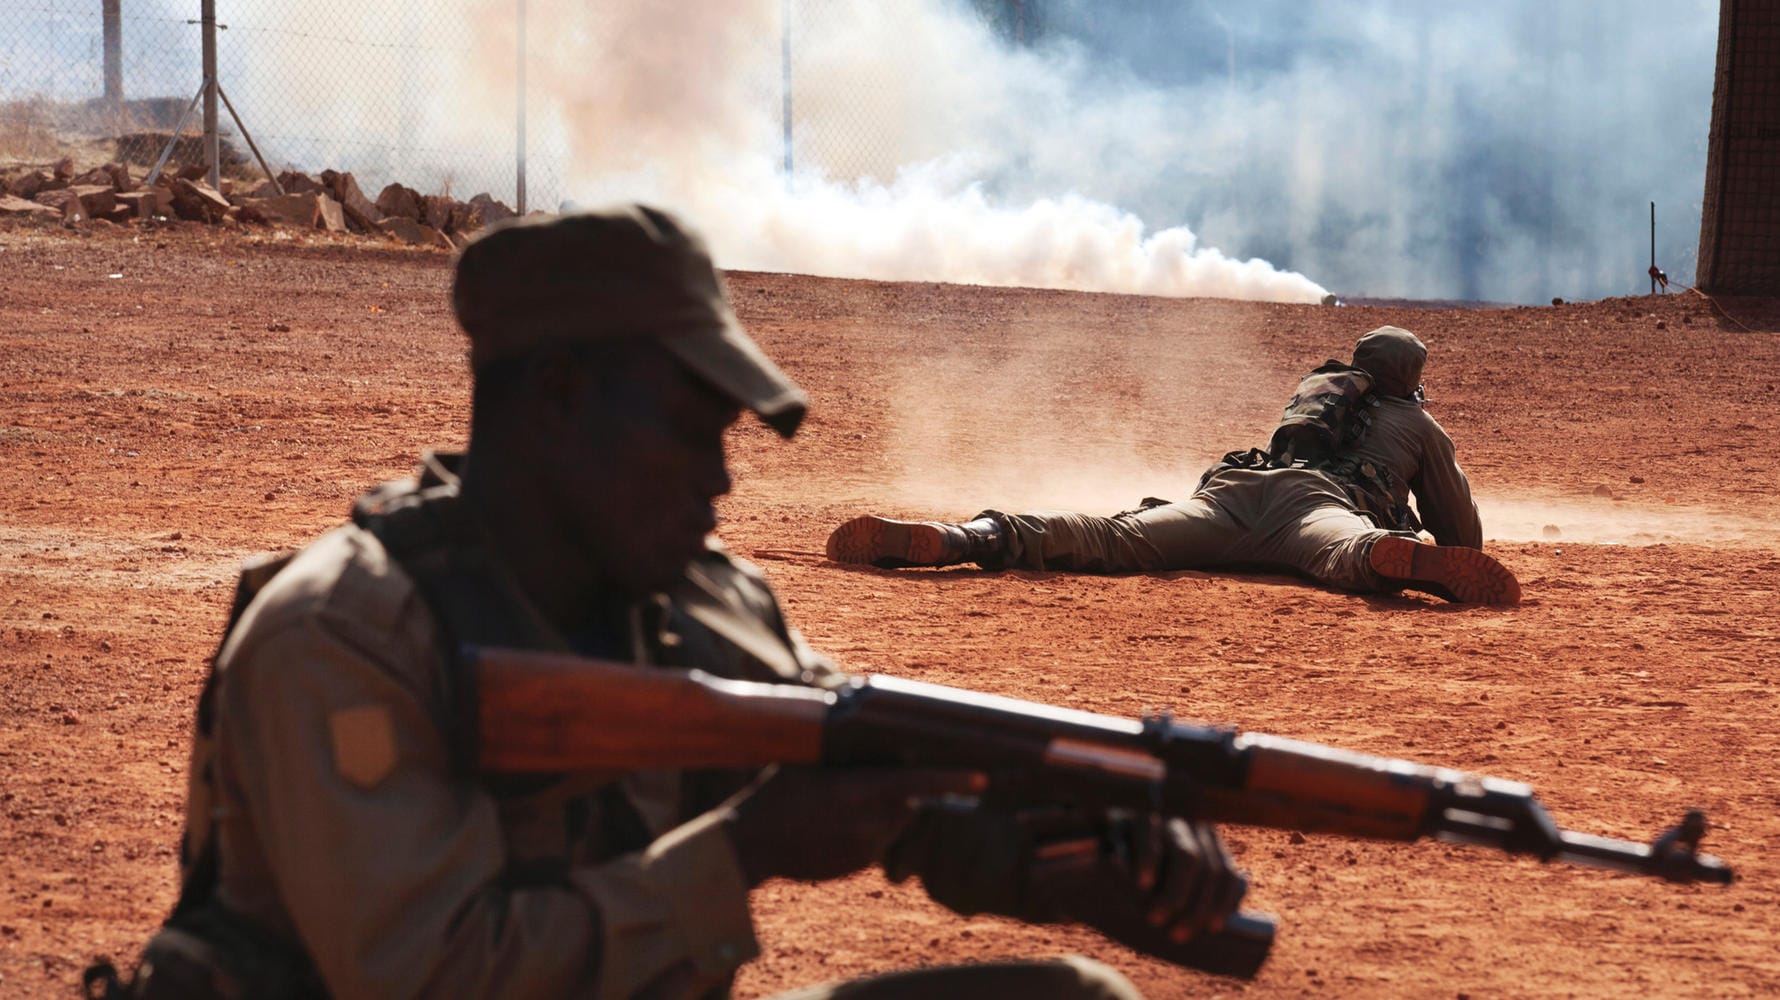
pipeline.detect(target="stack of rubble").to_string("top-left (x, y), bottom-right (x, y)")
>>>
top-left (0, 158), bottom-right (520, 247)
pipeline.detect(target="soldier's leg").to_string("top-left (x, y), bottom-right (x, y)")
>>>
top-left (766, 955), bottom-right (1143, 1000)
top-left (1249, 471), bottom-right (1519, 603)
top-left (991, 495), bottom-right (1243, 572)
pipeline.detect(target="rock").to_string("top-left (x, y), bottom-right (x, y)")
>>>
top-left (105, 162), bottom-right (137, 193)
top-left (241, 191), bottom-right (321, 228)
top-left (1541, 524), bottom-right (1562, 539)
top-left (277, 170), bottom-right (324, 195)
top-left (176, 162), bottom-right (210, 181)
top-left (117, 187), bottom-right (174, 220)
top-left (5, 170), bottom-right (55, 200)
top-left (170, 177), bottom-right (232, 222)
top-left (0, 195), bottom-right (60, 223)
top-left (374, 183), bottom-right (424, 221)
top-left (71, 166), bottom-right (116, 188)
top-left (463, 192), bottom-right (516, 231)
top-left (376, 216), bottom-right (451, 249)
top-left (316, 192), bottom-right (347, 234)
top-left (422, 194), bottom-right (460, 232)
top-left (325, 172), bottom-right (382, 231)
top-left (67, 184), bottom-right (118, 218)
top-left (1591, 484), bottom-right (1615, 499)
top-left (33, 188), bottom-right (90, 224)
top-left (245, 179), bottom-right (281, 199)
top-left (53, 157), bottom-right (74, 181)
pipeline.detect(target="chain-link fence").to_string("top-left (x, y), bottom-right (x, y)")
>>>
top-left (0, 1), bottom-right (1010, 215)
top-left (2, 1), bottom-right (592, 210)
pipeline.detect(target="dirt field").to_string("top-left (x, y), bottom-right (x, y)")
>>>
top-left (3, 220), bottom-right (1778, 999)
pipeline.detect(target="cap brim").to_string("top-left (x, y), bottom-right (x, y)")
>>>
top-left (661, 312), bottom-right (808, 439)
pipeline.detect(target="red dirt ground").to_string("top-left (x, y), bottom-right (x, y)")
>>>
top-left (2, 220), bottom-right (1778, 999)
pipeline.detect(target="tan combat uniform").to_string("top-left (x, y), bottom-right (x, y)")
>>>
top-left (202, 454), bottom-right (819, 998)
top-left (983, 330), bottom-right (1482, 592)
top-left (198, 454), bottom-right (1140, 1000)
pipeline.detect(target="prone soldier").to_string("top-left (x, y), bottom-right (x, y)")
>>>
top-left (828, 326), bottom-right (1522, 605)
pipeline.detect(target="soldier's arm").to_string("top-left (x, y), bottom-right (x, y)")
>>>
top-left (1407, 415), bottom-right (1484, 548)
top-left (215, 612), bottom-right (757, 999)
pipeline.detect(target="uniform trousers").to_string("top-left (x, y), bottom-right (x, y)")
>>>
top-left (986, 467), bottom-right (1403, 592)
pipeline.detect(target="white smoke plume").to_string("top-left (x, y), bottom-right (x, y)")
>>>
top-left (58, 0), bottom-right (1718, 304)
top-left (507, 0), bottom-right (1328, 302)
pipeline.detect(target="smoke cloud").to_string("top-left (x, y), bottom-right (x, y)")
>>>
top-left (47, 0), bottom-right (1718, 304)
top-left (513, 0), bottom-right (1718, 305)
top-left (516, 0), bottom-right (1326, 302)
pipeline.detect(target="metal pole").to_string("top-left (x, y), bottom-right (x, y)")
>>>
top-left (144, 82), bottom-right (206, 187)
top-left (781, 0), bottom-right (793, 178)
top-left (218, 84), bottom-right (282, 194)
top-left (201, 0), bottom-right (220, 190)
top-left (102, 0), bottom-right (123, 114)
top-left (516, 0), bottom-right (528, 214)
top-left (1650, 201), bottom-right (1657, 294)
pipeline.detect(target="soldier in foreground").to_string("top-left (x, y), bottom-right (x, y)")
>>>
top-left (828, 326), bottom-right (1521, 605)
top-left (105, 206), bottom-right (1248, 999)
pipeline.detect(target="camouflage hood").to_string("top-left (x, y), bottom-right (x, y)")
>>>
top-left (1351, 326), bottom-right (1427, 399)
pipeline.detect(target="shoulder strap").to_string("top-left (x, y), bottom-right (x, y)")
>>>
top-left (174, 551), bottom-right (297, 919)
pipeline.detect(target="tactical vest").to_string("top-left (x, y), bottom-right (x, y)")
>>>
top-left (1267, 359), bottom-right (1378, 467)
top-left (98, 459), bottom-right (790, 999)
top-left (1189, 362), bottom-right (1422, 535)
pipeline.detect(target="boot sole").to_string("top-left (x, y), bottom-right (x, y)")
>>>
top-left (826, 516), bottom-right (948, 568)
top-left (1369, 535), bottom-right (1522, 605)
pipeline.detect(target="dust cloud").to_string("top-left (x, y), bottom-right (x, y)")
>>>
top-left (1479, 497), bottom-right (1780, 548)
top-left (871, 309), bottom-right (1289, 517)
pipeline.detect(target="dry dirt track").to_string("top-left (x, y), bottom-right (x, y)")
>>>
top-left (2, 221), bottom-right (1778, 999)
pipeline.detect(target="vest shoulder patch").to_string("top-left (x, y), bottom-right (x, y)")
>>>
top-left (329, 704), bottom-right (397, 789)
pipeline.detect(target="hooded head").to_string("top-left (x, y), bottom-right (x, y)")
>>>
top-left (1351, 326), bottom-right (1427, 398)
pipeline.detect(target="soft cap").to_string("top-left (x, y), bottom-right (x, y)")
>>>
top-left (452, 204), bottom-right (808, 437)
top-left (1351, 326), bottom-right (1427, 398)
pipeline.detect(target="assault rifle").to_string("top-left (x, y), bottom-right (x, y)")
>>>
top-left (469, 648), bottom-right (1733, 979)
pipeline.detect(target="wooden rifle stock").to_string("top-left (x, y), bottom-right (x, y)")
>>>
top-left (469, 648), bottom-right (1732, 978)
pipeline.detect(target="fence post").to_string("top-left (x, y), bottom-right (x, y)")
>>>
top-left (516, 0), bottom-right (528, 214)
top-left (102, 0), bottom-right (123, 114)
top-left (781, 0), bottom-right (793, 178)
top-left (201, 0), bottom-right (220, 190)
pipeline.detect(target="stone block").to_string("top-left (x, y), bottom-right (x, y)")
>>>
top-left (277, 170), bottom-right (324, 195)
top-left (422, 194), bottom-right (459, 231)
top-left (463, 193), bottom-right (517, 231)
top-left (106, 162), bottom-right (137, 193)
top-left (374, 183), bottom-right (423, 221)
top-left (316, 192), bottom-right (347, 233)
top-left (327, 172), bottom-right (383, 231)
top-left (241, 191), bottom-right (321, 228)
top-left (2, 171), bottom-right (52, 199)
top-left (170, 178), bottom-right (232, 222)
top-left (67, 184), bottom-right (118, 218)
top-left (118, 189), bottom-right (171, 220)
top-left (33, 188), bottom-right (89, 224)
top-left (0, 195), bottom-right (60, 223)
top-left (377, 216), bottom-right (451, 249)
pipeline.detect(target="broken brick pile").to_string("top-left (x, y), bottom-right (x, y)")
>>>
top-left (0, 158), bottom-right (519, 248)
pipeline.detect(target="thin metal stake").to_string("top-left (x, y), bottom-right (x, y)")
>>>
top-left (781, 0), bottom-right (793, 179)
top-left (516, 0), bottom-right (528, 214)
top-left (218, 84), bottom-right (283, 195)
top-left (144, 82), bottom-right (206, 188)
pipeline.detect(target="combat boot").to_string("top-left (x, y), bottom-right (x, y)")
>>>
top-left (1368, 535), bottom-right (1521, 605)
top-left (826, 515), bottom-right (1008, 569)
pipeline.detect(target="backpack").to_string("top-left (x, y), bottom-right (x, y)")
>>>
top-left (1266, 359), bottom-right (1378, 467)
